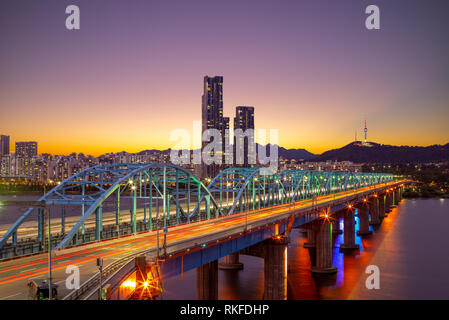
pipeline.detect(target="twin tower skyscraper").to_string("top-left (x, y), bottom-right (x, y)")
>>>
top-left (201, 76), bottom-right (255, 178)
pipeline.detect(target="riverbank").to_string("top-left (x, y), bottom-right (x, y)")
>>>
top-left (403, 185), bottom-right (449, 198)
top-left (0, 190), bottom-right (43, 196)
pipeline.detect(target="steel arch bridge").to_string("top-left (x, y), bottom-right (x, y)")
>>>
top-left (207, 167), bottom-right (287, 215)
top-left (0, 164), bottom-right (394, 254)
top-left (207, 168), bottom-right (394, 215)
top-left (0, 163), bottom-right (221, 251)
top-left (278, 169), bottom-right (394, 203)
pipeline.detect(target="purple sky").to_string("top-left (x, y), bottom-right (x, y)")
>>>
top-left (0, 0), bottom-right (448, 155)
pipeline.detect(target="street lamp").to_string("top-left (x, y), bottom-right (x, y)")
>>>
top-left (97, 257), bottom-right (103, 300)
top-left (47, 206), bottom-right (53, 300)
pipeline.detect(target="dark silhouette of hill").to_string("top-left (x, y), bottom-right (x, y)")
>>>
top-left (256, 144), bottom-right (316, 160)
top-left (135, 142), bottom-right (449, 164)
top-left (312, 142), bottom-right (449, 163)
top-left (158, 144), bottom-right (317, 160)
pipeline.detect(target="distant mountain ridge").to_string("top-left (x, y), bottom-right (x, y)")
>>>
top-left (155, 144), bottom-right (317, 160)
top-left (133, 141), bottom-right (449, 164)
top-left (275, 145), bottom-right (316, 160)
top-left (312, 141), bottom-right (449, 163)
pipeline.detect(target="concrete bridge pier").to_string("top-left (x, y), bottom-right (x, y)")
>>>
top-left (303, 228), bottom-right (316, 248)
top-left (378, 194), bottom-right (386, 219)
top-left (311, 219), bottom-right (337, 274)
top-left (369, 197), bottom-right (381, 225)
top-left (340, 208), bottom-right (359, 250)
top-left (239, 235), bottom-right (290, 299)
top-left (219, 252), bottom-right (244, 270)
top-left (385, 192), bottom-right (392, 213)
top-left (391, 189), bottom-right (398, 208)
top-left (263, 236), bottom-right (289, 300)
top-left (331, 214), bottom-right (342, 235)
top-left (196, 260), bottom-right (218, 300)
top-left (357, 204), bottom-right (372, 236)
top-left (388, 190), bottom-right (394, 211)
top-left (394, 188), bottom-right (400, 206)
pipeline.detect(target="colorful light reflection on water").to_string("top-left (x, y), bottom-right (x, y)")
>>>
top-left (160, 199), bottom-right (449, 300)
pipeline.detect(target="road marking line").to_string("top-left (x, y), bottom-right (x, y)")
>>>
top-left (0, 292), bottom-right (23, 299)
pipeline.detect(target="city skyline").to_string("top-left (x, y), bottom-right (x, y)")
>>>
top-left (1, 1), bottom-right (449, 304)
top-left (1, 0), bottom-right (449, 156)
top-left (1, 119), bottom-right (449, 158)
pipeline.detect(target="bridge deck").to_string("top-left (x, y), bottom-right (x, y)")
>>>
top-left (0, 180), bottom-right (406, 300)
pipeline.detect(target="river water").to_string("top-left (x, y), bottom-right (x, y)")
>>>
top-left (160, 198), bottom-right (449, 299)
top-left (1, 196), bottom-right (448, 299)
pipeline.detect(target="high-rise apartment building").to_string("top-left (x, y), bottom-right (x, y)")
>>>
top-left (201, 76), bottom-right (226, 178)
top-left (15, 141), bottom-right (38, 158)
top-left (0, 155), bottom-right (11, 176)
top-left (233, 106), bottom-right (255, 167)
top-left (0, 135), bottom-right (10, 156)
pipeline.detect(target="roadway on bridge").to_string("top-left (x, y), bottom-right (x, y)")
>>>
top-left (0, 182), bottom-right (401, 300)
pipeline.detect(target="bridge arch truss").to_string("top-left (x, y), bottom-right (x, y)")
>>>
top-left (0, 165), bottom-right (394, 254)
top-left (0, 163), bottom-right (221, 251)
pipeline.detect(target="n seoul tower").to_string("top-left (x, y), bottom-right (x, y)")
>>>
top-left (364, 120), bottom-right (368, 143)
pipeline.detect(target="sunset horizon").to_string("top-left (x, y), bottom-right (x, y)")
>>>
top-left (1, 0), bottom-right (449, 306)
top-left (1, 1), bottom-right (449, 157)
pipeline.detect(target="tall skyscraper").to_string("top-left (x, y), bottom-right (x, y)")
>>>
top-left (234, 106), bottom-right (255, 167)
top-left (201, 76), bottom-right (225, 178)
top-left (15, 141), bottom-right (38, 158)
top-left (223, 116), bottom-right (230, 164)
top-left (0, 135), bottom-right (10, 156)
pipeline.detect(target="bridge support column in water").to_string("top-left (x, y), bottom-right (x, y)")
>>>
top-left (311, 219), bottom-right (337, 274)
top-left (340, 208), bottom-right (360, 250)
top-left (390, 190), bottom-right (395, 209)
top-left (331, 214), bottom-right (342, 235)
top-left (357, 203), bottom-right (372, 236)
top-left (391, 188), bottom-right (398, 208)
top-left (263, 235), bottom-right (289, 299)
top-left (385, 191), bottom-right (392, 213)
top-left (378, 194), bottom-right (386, 219)
top-left (196, 260), bottom-right (218, 300)
top-left (369, 197), bottom-right (381, 225)
top-left (394, 188), bottom-right (400, 206)
top-left (303, 228), bottom-right (316, 248)
top-left (219, 252), bottom-right (244, 270)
